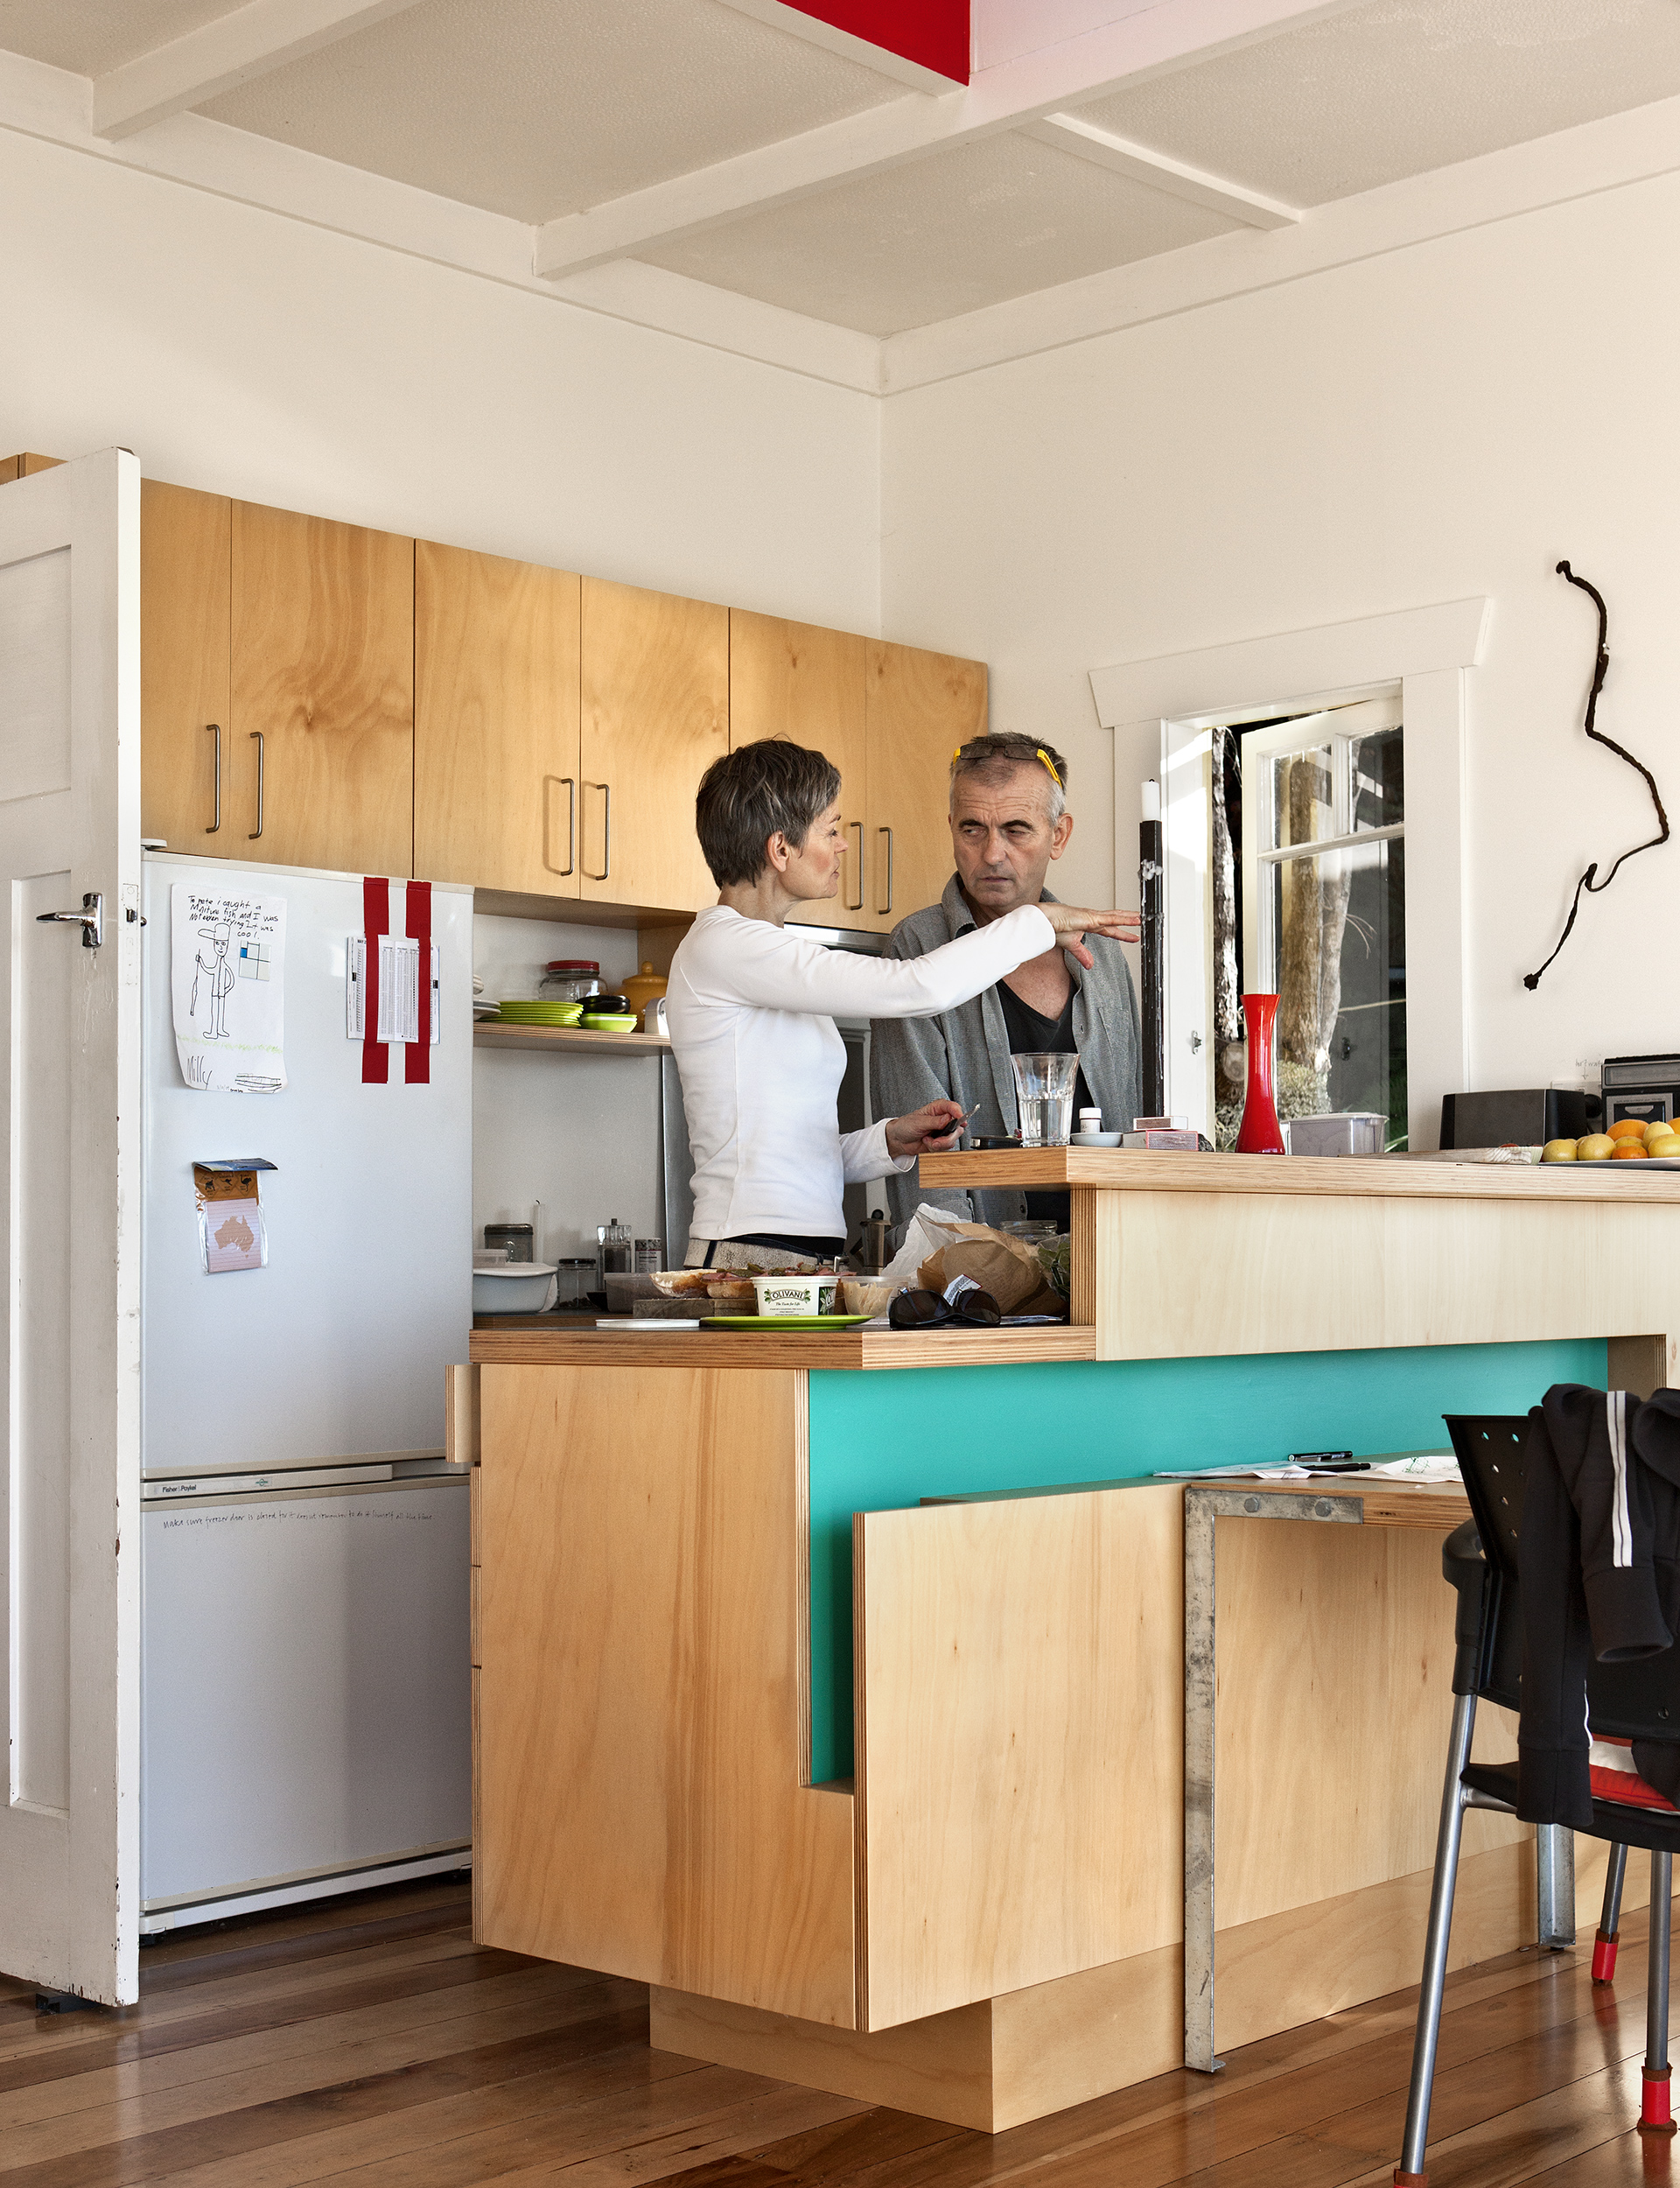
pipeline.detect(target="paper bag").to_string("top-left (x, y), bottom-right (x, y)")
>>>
top-left (917, 1232), bottom-right (1055, 1317)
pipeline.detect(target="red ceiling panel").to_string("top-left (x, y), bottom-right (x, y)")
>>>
top-left (790, 2), bottom-right (970, 87)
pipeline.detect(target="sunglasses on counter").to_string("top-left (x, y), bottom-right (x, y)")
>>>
top-left (888, 1287), bottom-right (1003, 1331)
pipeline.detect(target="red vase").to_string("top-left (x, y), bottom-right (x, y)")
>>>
top-left (1236, 992), bottom-right (1286, 1154)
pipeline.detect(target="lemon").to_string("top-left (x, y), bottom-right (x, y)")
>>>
top-left (1541, 1139), bottom-right (1578, 1162)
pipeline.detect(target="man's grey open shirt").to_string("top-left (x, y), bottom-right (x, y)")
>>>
top-left (868, 873), bottom-right (1142, 1235)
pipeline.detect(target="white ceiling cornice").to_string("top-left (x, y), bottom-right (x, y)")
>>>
top-left (881, 89), bottom-right (1680, 392)
top-left (5, 39), bottom-right (1680, 404)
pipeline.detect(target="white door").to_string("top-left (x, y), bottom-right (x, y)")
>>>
top-left (0, 450), bottom-right (142, 2004)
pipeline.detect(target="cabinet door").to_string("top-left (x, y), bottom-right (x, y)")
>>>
top-left (416, 543), bottom-right (582, 895)
top-left (231, 503), bottom-right (414, 875)
top-left (729, 610), bottom-right (868, 929)
top-left (864, 641), bottom-right (986, 932)
top-left (140, 480), bottom-right (235, 855)
top-left (580, 579), bottom-right (726, 912)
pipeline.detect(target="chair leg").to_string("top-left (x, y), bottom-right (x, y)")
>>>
top-left (1394, 1689), bottom-right (1478, 2187)
top-left (1593, 1843), bottom-right (1628, 1986)
top-left (1641, 1848), bottom-right (1677, 2137)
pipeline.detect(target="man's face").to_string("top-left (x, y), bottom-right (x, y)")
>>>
top-left (949, 766), bottom-right (1074, 917)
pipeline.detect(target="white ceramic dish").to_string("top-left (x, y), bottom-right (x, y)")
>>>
top-left (1070, 1131), bottom-right (1124, 1147)
top-left (472, 1262), bottom-right (556, 1313)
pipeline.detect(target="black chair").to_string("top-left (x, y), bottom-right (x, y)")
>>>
top-left (1394, 1410), bottom-right (1679, 2185)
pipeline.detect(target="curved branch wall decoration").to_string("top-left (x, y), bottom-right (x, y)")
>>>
top-left (1523, 561), bottom-right (1670, 991)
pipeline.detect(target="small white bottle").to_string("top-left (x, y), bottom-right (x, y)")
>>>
top-left (1077, 1106), bottom-right (1103, 1134)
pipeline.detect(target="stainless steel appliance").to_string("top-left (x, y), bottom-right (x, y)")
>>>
top-left (1600, 1055), bottom-right (1680, 1133)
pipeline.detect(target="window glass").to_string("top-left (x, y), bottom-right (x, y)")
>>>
top-left (1352, 726), bottom-right (1404, 832)
top-left (1266, 838), bottom-right (1407, 1147)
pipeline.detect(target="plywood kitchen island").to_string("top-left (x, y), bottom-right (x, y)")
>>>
top-left (465, 1153), bottom-right (1680, 2130)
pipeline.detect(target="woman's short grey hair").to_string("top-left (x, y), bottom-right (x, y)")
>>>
top-left (949, 733), bottom-right (1068, 823)
top-left (695, 740), bottom-right (843, 887)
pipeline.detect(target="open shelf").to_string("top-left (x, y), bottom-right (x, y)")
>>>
top-left (473, 1021), bottom-right (670, 1058)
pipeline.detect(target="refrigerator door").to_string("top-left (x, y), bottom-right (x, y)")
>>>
top-left (143, 855), bottom-right (472, 1473)
top-left (141, 1476), bottom-right (470, 1911)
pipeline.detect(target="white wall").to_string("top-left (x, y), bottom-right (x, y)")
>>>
top-left (0, 128), bottom-right (880, 628)
top-left (880, 172), bottom-right (1680, 1105)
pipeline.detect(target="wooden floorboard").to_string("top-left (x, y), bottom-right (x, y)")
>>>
top-left (2, 1879), bottom-right (1676, 2187)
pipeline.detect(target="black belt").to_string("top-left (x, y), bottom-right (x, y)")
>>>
top-left (701, 1231), bottom-right (846, 1266)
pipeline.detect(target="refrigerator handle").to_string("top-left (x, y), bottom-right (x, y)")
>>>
top-left (206, 725), bottom-right (221, 834)
top-left (248, 732), bottom-right (264, 841)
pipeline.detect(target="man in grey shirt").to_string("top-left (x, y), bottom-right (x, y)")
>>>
top-left (871, 733), bottom-right (1142, 1235)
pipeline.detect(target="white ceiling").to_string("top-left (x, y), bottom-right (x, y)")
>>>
top-left (3, 0), bottom-right (1678, 365)
top-left (641, 131), bottom-right (1237, 334)
top-left (1082, 0), bottom-right (1680, 207)
top-left (200, 0), bottom-right (906, 223)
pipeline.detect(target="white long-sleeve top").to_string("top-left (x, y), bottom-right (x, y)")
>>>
top-left (667, 901), bottom-right (1058, 1242)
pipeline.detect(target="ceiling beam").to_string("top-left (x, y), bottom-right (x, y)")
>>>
top-left (533, 0), bottom-right (1356, 279)
top-left (92, 0), bottom-right (430, 141)
top-left (715, 3), bottom-right (968, 94)
top-left (1023, 111), bottom-right (1299, 228)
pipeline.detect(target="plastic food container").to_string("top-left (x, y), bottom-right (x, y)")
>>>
top-left (751, 1273), bottom-right (840, 1317)
top-left (472, 1262), bottom-right (556, 1313)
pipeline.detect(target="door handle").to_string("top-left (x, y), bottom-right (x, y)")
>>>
top-left (206, 724), bottom-right (221, 834)
top-left (876, 825), bottom-right (893, 916)
top-left (552, 776), bottom-right (577, 876)
top-left (584, 782), bottom-right (611, 880)
top-left (37, 893), bottom-right (103, 950)
top-left (248, 732), bottom-right (264, 840)
top-left (847, 820), bottom-right (864, 911)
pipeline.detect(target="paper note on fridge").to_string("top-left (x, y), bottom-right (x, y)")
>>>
top-left (172, 884), bottom-right (287, 1092)
top-left (345, 936), bottom-right (442, 1045)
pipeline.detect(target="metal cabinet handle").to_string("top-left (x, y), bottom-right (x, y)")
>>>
top-left (206, 724), bottom-right (221, 834)
top-left (36, 893), bottom-right (103, 950)
top-left (876, 825), bottom-right (893, 915)
top-left (556, 776), bottom-right (577, 876)
top-left (847, 820), bottom-right (864, 911)
top-left (584, 781), bottom-right (611, 880)
top-left (248, 732), bottom-right (264, 840)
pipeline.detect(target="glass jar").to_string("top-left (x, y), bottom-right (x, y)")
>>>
top-left (540, 959), bottom-right (604, 1002)
top-left (552, 1259), bottom-right (595, 1311)
top-left (597, 1217), bottom-right (632, 1280)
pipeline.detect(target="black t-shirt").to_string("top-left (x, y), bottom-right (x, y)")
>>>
top-left (998, 978), bottom-right (1092, 1223)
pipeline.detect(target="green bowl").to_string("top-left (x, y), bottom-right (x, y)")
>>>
top-left (582, 1013), bottom-right (638, 1031)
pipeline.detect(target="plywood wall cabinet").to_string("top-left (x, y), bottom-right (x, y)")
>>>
top-left (0, 452), bottom-right (65, 483)
top-left (140, 480), bottom-right (235, 855)
top-left (864, 642), bottom-right (986, 932)
top-left (730, 611), bottom-right (870, 931)
top-left (415, 543), bottom-right (582, 895)
top-left (580, 579), bottom-right (728, 913)
top-left (231, 502), bottom-right (415, 875)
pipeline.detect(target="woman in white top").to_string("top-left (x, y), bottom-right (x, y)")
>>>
top-left (666, 740), bottom-right (1138, 1264)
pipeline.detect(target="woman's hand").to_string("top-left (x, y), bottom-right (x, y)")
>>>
top-left (1042, 901), bottom-right (1141, 969)
top-left (885, 1098), bottom-right (967, 1160)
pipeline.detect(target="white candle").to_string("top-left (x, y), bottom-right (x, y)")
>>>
top-left (1141, 778), bottom-right (1161, 824)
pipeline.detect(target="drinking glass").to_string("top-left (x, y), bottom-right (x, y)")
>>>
top-left (1011, 1052), bottom-right (1080, 1147)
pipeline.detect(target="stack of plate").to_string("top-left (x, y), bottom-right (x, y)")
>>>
top-left (494, 999), bottom-right (584, 1027)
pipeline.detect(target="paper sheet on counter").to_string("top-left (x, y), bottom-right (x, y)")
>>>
top-left (1154, 1454), bottom-right (1461, 1483)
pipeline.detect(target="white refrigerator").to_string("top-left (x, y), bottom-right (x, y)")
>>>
top-left (140, 852), bottom-right (474, 1932)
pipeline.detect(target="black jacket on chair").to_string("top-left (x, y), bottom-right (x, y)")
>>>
top-left (1517, 1384), bottom-right (1680, 1826)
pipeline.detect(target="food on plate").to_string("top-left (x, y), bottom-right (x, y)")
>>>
top-left (1609, 1119), bottom-right (1648, 1142)
top-left (1541, 1139), bottom-right (1578, 1162)
top-left (1646, 1119), bottom-right (1677, 1145)
top-left (1576, 1135), bottom-right (1617, 1161)
top-left (1650, 1133), bottom-right (1680, 1159)
top-left (1613, 1140), bottom-right (1648, 1159)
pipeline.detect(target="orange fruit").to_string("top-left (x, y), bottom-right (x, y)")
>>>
top-left (1609, 1119), bottom-right (1648, 1141)
top-left (1613, 1140), bottom-right (1648, 1158)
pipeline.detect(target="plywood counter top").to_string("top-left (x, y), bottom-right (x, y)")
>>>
top-left (919, 1147), bottom-right (1680, 1205)
top-left (469, 1322), bottom-right (1096, 1369)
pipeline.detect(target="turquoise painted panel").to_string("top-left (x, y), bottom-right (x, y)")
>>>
top-left (807, 1339), bottom-right (1605, 1785)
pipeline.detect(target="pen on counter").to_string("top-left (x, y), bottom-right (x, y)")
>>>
top-left (1288, 1450), bottom-right (1366, 1469)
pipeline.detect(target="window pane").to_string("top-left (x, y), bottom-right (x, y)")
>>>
top-left (1270, 744), bottom-right (1334, 853)
top-left (1352, 725), bottom-right (1404, 831)
top-left (1268, 837), bottom-right (1408, 1150)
